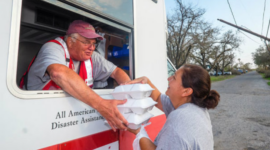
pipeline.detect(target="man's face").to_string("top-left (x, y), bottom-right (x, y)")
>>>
top-left (67, 35), bottom-right (97, 61)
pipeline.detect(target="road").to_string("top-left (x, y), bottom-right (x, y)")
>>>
top-left (209, 71), bottom-right (270, 150)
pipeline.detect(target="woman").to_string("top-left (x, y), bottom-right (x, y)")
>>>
top-left (126, 64), bottom-right (220, 150)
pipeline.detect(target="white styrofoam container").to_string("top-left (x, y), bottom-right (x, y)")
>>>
top-left (123, 112), bottom-right (153, 129)
top-left (128, 90), bottom-right (153, 99)
top-left (129, 84), bottom-right (152, 92)
top-left (113, 84), bottom-right (134, 93)
top-left (111, 84), bottom-right (154, 100)
top-left (104, 112), bottom-right (153, 130)
top-left (117, 97), bottom-right (157, 115)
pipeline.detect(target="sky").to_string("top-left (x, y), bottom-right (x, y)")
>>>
top-left (165, 0), bottom-right (270, 69)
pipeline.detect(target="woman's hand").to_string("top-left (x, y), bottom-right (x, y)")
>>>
top-left (128, 123), bottom-right (156, 150)
top-left (122, 76), bottom-right (149, 85)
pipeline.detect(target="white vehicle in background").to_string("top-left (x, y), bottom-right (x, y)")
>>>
top-left (0, 0), bottom-right (173, 150)
top-left (209, 70), bottom-right (232, 76)
top-left (209, 71), bottom-right (221, 76)
top-left (224, 71), bottom-right (232, 75)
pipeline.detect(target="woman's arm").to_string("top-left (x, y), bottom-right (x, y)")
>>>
top-left (123, 76), bottom-right (163, 111)
top-left (128, 127), bottom-right (156, 150)
top-left (139, 137), bottom-right (156, 150)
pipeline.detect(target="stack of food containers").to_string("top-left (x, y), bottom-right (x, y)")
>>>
top-left (110, 84), bottom-right (157, 129)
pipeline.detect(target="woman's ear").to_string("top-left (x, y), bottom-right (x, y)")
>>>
top-left (182, 88), bottom-right (193, 97)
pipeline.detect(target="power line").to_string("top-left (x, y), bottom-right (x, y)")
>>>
top-left (227, 0), bottom-right (237, 25)
top-left (266, 19), bottom-right (270, 38)
top-left (239, 26), bottom-right (261, 44)
top-left (261, 0), bottom-right (267, 35)
top-left (226, 0), bottom-right (262, 45)
top-left (240, 31), bottom-right (261, 44)
top-left (239, 0), bottom-right (255, 24)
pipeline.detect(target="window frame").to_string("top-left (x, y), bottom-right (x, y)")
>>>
top-left (43, 0), bottom-right (132, 32)
top-left (60, 0), bottom-right (134, 28)
top-left (7, 0), bottom-right (134, 99)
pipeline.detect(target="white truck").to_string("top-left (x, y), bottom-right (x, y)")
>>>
top-left (0, 0), bottom-right (175, 149)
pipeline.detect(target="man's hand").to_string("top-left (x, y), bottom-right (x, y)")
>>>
top-left (97, 99), bottom-right (128, 131)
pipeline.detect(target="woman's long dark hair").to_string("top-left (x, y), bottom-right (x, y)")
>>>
top-left (181, 64), bottom-right (220, 109)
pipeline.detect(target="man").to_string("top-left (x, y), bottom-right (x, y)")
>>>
top-left (23, 20), bottom-right (130, 131)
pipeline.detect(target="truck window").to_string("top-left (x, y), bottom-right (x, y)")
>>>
top-left (8, 0), bottom-right (134, 98)
top-left (167, 59), bottom-right (176, 77)
top-left (62, 0), bottom-right (133, 26)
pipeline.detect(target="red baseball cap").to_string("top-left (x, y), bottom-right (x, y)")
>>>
top-left (66, 20), bottom-right (103, 40)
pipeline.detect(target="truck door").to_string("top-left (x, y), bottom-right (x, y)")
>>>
top-left (5, 0), bottom-right (134, 149)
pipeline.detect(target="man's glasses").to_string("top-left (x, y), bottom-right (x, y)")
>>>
top-left (71, 36), bottom-right (98, 47)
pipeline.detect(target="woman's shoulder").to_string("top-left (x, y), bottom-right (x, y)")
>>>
top-left (168, 103), bottom-right (210, 124)
top-left (173, 103), bottom-right (205, 115)
top-left (156, 122), bottom-right (213, 150)
top-left (156, 104), bottom-right (213, 150)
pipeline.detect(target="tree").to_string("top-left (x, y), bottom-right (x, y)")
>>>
top-left (167, 0), bottom-right (205, 69)
top-left (193, 30), bottom-right (241, 73)
top-left (190, 21), bottom-right (220, 70)
top-left (243, 63), bottom-right (251, 71)
top-left (220, 52), bottom-right (235, 71)
top-left (233, 63), bottom-right (238, 69)
top-left (191, 22), bottom-right (226, 70)
top-left (252, 46), bottom-right (270, 69)
top-left (216, 30), bottom-right (241, 74)
top-left (189, 28), bottom-right (241, 74)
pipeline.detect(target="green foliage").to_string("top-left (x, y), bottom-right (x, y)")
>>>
top-left (224, 66), bottom-right (233, 72)
top-left (252, 46), bottom-right (270, 68)
top-left (233, 64), bottom-right (238, 69)
top-left (259, 71), bottom-right (270, 86)
top-left (232, 69), bottom-right (241, 75)
top-left (243, 63), bottom-right (251, 71)
top-left (265, 70), bottom-right (270, 78)
top-left (256, 68), bottom-right (265, 74)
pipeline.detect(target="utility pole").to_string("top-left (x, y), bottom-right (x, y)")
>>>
top-left (218, 19), bottom-right (270, 54)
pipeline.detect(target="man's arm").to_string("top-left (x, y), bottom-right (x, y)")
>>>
top-left (110, 67), bottom-right (131, 84)
top-left (47, 64), bottom-right (128, 131)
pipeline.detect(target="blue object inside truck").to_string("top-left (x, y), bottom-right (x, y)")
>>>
top-left (108, 44), bottom-right (129, 58)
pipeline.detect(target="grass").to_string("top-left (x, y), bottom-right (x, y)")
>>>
top-left (264, 75), bottom-right (270, 86)
top-left (210, 75), bottom-right (236, 82)
top-left (258, 72), bottom-right (270, 86)
top-left (259, 73), bottom-right (270, 80)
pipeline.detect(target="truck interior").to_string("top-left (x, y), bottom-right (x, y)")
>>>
top-left (17, 0), bottom-right (133, 90)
